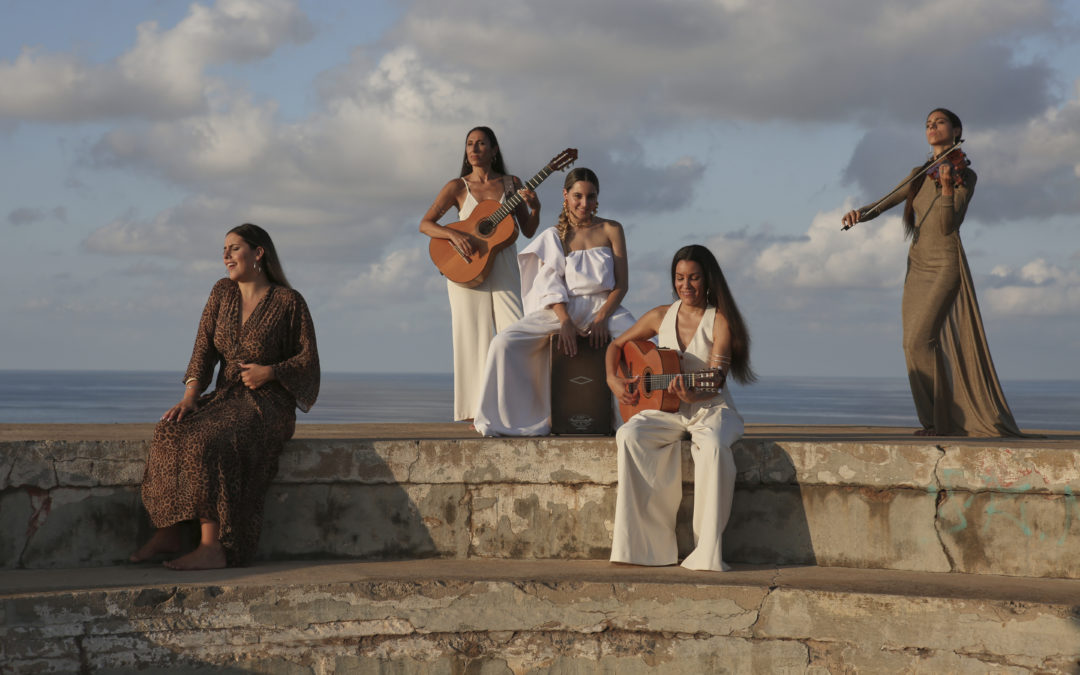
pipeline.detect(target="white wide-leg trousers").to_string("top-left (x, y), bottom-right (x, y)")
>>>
top-left (610, 403), bottom-right (743, 571)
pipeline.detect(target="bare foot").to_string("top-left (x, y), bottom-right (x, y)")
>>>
top-left (130, 528), bottom-right (182, 563)
top-left (914, 427), bottom-right (937, 437)
top-left (163, 542), bottom-right (227, 570)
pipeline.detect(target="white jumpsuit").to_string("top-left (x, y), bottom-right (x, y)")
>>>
top-left (473, 227), bottom-right (636, 436)
top-left (609, 300), bottom-right (744, 571)
top-left (446, 177), bottom-right (524, 421)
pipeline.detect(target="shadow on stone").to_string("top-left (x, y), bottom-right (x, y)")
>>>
top-left (258, 440), bottom-right (440, 561)
top-left (721, 441), bottom-right (817, 567)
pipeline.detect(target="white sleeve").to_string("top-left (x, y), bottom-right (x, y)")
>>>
top-left (518, 228), bottom-right (568, 315)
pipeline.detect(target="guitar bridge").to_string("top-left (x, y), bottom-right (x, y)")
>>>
top-left (450, 242), bottom-right (472, 263)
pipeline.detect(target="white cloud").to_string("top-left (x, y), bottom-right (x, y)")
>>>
top-left (71, 0), bottom-right (1077, 276)
top-left (335, 247), bottom-right (434, 308)
top-left (962, 80), bottom-right (1080, 220)
top-left (81, 194), bottom-right (387, 264)
top-left (396, 0), bottom-right (1057, 126)
top-left (82, 45), bottom-right (507, 249)
top-left (83, 199), bottom-right (229, 257)
top-left (93, 87), bottom-right (278, 181)
top-left (0, 0), bottom-right (312, 123)
top-left (985, 258), bottom-right (1080, 315)
top-left (746, 207), bottom-right (908, 289)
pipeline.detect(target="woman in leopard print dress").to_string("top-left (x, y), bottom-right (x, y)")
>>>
top-left (131, 223), bottom-right (320, 569)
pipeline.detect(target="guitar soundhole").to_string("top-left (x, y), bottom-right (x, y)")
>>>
top-left (477, 219), bottom-right (493, 237)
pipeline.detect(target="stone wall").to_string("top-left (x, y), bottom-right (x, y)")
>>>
top-left (3, 436), bottom-right (1079, 577)
top-left (4, 561), bottom-right (1078, 673)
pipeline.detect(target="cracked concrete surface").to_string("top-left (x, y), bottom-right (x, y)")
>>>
top-left (3, 560), bottom-right (1078, 673)
top-left (4, 430), bottom-right (1080, 578)
top-left (5, 423), bottom-right (1079, 670)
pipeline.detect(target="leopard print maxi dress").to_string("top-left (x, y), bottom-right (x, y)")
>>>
top-left (141, 278), bottom-right (320, 566)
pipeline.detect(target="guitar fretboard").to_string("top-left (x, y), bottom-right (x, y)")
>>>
top-left (478, 165), bottom-right (555, 234)
top-left (642, 371), bottom-right (717, 393)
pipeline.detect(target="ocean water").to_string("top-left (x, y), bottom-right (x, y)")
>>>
top-left (0, 370), bottom-right (1076, 430)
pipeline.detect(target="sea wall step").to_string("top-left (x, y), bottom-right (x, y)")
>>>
top-left (2, 559), bottom-right (1078, 673)
top-left (2, 427), bottom-right (1078, 578)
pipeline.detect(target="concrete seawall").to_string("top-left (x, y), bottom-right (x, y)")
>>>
top-left (5, 560), bottom-right (1079, 673)
top-left (3, 424), bottom-right (1079, 577)
top-left (2, 424), bottom-right (1079, 673)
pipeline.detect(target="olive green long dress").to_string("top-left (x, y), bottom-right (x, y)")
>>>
top-left (859, 166), bottom-right (1025, 437)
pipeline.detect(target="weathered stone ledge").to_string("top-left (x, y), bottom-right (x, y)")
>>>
top-left (2, 560), bottom-right (1078, 674)
top-left (3, 433), bottom-right (1079, 579)
top-left (5, 436), bottom-right (1080, 493)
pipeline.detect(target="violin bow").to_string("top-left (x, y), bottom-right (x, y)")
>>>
top-left (842, 139), bottom-right (964, 230)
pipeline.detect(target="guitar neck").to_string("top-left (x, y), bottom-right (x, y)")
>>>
top-left (486, 164), bottom-right (555, 224)
top-left (643, 371), bottom-right (716, 392)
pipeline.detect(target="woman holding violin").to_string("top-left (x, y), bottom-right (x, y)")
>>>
top-left (841, 108), bottom-right (1026, 437)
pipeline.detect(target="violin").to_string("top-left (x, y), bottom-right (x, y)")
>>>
top-left (842, 139), bottom-right (969, 230)
top-left (926, 147), bottom-right (971, 188)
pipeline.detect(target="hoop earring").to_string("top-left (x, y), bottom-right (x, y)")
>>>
top-left (590, 201), bottom-right (598, 215)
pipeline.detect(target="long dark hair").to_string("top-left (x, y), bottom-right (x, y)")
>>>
top-left (902, 107), bottom-right (963, 239)
top-left (227, 223), bottom-right (291, 289)
top-left (671, 245), bottom-right (756, 384)
top-left (458, 126), bottom-right (508, 177)
top-left (555, 167), bottom-right (600, 249)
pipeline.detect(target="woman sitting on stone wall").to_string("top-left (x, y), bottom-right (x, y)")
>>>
top-left (606, 244), bottom-right (754, 571)
top-left (130, 223), bottom-right (320, 570)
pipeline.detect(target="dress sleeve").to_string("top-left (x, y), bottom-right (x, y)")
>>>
top-left (518, 228), bottom-right (569, 315)
top-left (858, 166), bottom-right (921, 222)
top-left (272, 290), bottom-right (321, 413)
top-left (937, 168), bottom-right (976, 234)
top-left (183, 279), bottom-right (228, 387)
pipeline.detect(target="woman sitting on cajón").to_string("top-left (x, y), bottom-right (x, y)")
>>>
top-left (473, 167), bottom-right (635, 436)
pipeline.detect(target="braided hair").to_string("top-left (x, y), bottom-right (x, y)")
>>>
top-left (555, 167), bottom-right (599, 250)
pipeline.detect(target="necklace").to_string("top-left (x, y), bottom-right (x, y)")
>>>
top-left (569, 216), bottom-right (600, 229)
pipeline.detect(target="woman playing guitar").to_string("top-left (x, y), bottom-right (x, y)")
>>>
top-left (419, 126), bottom-right (541, 422)
top-left (605, 245), bottom-right (755, 571)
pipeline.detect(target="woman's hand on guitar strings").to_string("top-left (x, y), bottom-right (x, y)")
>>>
top-left (517, 187), bottom-right (540, 212)
top-left (446, 228), bottom-right (474, 258)
top-left (711, 367), bottom-right (727, 392)
top-left (668, 372), bottom-right (717, 404)
top-left (607, 373), bottom-right (640, 406)
top-left (668, 374), bottom-right (695, 404)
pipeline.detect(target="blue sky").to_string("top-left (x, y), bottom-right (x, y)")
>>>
top-left (2, 0), bottom-right (1079, 380)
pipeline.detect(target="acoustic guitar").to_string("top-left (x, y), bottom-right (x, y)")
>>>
top-left (429, 148), bottom-right (578, 287)
top-left (617, 340), bottom-right (725, 422)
